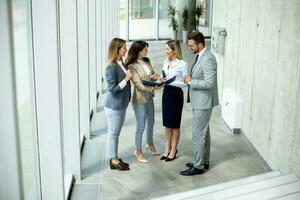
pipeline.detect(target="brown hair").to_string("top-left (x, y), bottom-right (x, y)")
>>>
top-left (107, 38), bottom-right (126, 64)
top-left (187, 31), bottom-right (205, 46)
top-left (125, 40), bottom-right (150, 67)
top-left (165, 40), bottom-right (182, 59)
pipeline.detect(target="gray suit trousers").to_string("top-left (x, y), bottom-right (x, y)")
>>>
top-left (192, 108), bottom-right (212, 169)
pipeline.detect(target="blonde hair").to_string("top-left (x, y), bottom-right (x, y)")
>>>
top-left (107, 38), bottom-right (126, 63)
top-left (165, 40), bottom-right (182, 59)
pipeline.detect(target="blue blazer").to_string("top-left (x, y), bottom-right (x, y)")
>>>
top-left (104, 62), bottom-right (131, 110)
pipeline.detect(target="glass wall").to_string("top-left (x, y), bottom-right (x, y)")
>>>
top-left (158, 0), bottom-right (174, 39)
top-left (197, 0), bottom-right (213, 37)
top-left (12, 0), bottom-right (40, 199)
top-left (120, 0), bottom-right (175, 40)
top-left (119, 0), bottom-right (127, 39)
top-left (129, 0), bottom-right (156, 40)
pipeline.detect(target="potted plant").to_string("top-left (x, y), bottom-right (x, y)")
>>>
top-left (181, 7), bottom-right (188, 43)
top-left (168, 5), bottom-right (178, 40)
top-left (192, 5), bottom-right (203, 31)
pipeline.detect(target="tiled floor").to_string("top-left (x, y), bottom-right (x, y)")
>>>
top-left (79, 41), bottom-right (269, 200)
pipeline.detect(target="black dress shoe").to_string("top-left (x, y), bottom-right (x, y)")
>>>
top-left (180, 167), bottom-right (204, 176)
top-left (165, 149), bottom-right (178, 162)
top-left (186, 163), bottom-right (209, 169)
top-left (109, 159), bottom-right (130, 171)
top-left (119, 159), bottom-right (129, 167)
top-left (186, 163), bottom-right (193, 168)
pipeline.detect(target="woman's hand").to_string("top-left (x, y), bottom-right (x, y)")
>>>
top-left (125, 69), bottom-right (133, 81)
top-left (159, 77), bottom-right (166, 82)
top-left (150, 73), bottom-right (160, 80)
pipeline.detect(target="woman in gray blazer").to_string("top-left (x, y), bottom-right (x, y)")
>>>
top-left (104, 38), bottom-right (132, 171)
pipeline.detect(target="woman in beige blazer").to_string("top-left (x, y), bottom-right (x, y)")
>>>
top-left (125, 41), bottom-right (161, 163)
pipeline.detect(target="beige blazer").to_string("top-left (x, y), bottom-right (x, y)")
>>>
top-left (128, 61), bottom-right (155, 104)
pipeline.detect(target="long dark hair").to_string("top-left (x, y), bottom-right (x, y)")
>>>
top-left (125, 41), bottom-right (150, 67)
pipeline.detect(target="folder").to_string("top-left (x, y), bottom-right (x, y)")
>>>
top-left (142, 75), bottom-right (176, 87)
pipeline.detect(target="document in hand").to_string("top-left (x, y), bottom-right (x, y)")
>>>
top-left (142, 75), bottom-right (176, 87)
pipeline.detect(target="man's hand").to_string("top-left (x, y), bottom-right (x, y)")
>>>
top-left (184, 74), bottom-right (191, 84)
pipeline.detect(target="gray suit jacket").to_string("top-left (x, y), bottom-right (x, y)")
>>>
top-left (104, 62), bottom-right (131, 110)
top-left (189, 48), bottom-right (219, 109)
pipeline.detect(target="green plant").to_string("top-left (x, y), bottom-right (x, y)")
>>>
top-left (168, 5), bottom-right (178, 31)
top-left (192, 5), bottom-right (203, 30)
top-left (182, 7), bottom-right (188, 30)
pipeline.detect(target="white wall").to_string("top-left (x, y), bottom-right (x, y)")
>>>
top-left (1, 0), bottom-right (120, 199)
top-left (100, 0), bottom-right (120, 91)
top-left (77, 0), bottom-right (91, 138)
top-left (59, 0), bottom-right (81, 179)
top-left (0, 1), bottom-right (23, 199)
top-left (89, 0), bottom-right (97, 113)
top-left (31, 0), bottom-right (65, 198)
top-left (213, 0), bottom-right (300, 176)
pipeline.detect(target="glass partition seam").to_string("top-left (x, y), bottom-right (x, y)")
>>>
top-left (94, 2), bottom-right (97, 98)
top-left (75, 0), bottom-right (82, 136)
top-left (6, 0), bottom-right (24, 198)
top-left (87, 0), bottom-right (91, 122)
top-left (56, 0), bottom-right (66, 185)
top-left (27, 0), bottom-right (43, 198)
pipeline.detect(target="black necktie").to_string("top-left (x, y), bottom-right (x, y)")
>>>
top-left (189, 54), bottom-right (199, 74)
top-left (187, 54), bottom-right (199, 103)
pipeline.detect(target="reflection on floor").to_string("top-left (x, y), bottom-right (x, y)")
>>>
top-left (80, 41), bottom-right (269, 200)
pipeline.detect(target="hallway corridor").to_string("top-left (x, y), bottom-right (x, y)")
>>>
top-left (79, 41), bottom-right (269, 200)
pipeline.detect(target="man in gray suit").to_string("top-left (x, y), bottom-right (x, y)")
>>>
top-left (181, 31), bottom-right (219, 176)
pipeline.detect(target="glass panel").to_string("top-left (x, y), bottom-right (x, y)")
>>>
top-left (119, 0), bottom-right (126, 39)
top-left (158, 0), bottom-right (174, 39)
top-left (12, 0), bottom-right (40, 199)
top-left (197, 0), bottom-right (212, 36)
top-left (129, 0), bottom-right (156, 40)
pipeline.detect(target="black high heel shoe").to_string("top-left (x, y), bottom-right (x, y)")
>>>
top-left (160, 152), bottom-right (170, 160)
top-left (165, 149), bottom-right (178, 162)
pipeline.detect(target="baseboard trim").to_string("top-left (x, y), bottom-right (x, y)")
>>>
top-left (64, 174), bottom-right (75, 200)
top-left (239, 130), bottom-right (272, 171)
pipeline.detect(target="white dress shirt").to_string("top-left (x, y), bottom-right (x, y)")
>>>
top-left (162, 58), bottom-right (188, 88)
top-left (117, 60), bottom-right (127, 89)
